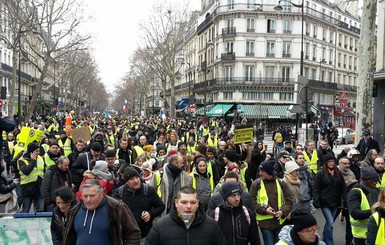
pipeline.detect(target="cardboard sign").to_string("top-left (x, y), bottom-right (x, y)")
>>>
top-left (233, 127), bottom-right (254, 144)
top-left (13, 127), bottom-right (44, 157)
top-left (71, 127), bottom-right (91, 143)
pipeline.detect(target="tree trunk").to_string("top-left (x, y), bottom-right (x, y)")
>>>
top-left (170, 78), bottom-right (176, 119)
top-left (8, 47), bottom-right (18, 118)
top-left (355, 0), bottom-right (377, 144)
top-left (25, 62), bottom-right (48, 121)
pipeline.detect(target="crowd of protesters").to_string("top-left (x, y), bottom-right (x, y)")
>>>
top-left (1, 112), bottom-right (385, 245)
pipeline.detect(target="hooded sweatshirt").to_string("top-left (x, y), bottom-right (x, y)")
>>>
top-left (74, 197), bottom-right (112, 245)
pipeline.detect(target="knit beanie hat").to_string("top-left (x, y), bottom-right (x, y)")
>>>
top-left (224, 150), bottom-right (238, 162)
top-left (195, 144), bottom-right (207, 156)
top-left (361, 166), bottom-right (380, 181)
top-left (259, 159), bottom-right (275, 176)
top-left (143, 145), bottom-right (154, 152)
top-left (27, 143), bottom-right (39, 153)
top-left (91, 142), bottom-right (102, 152)
top-left (292, 211), bottom-right (318, 232)
top-left (123, 167), bottom-right (141, 180)
top-left (221, 181), bottom-right (243, 200)
top-left (285, 161), bottom-right (300, 174)
top-left (92, 160), bottom-right (108, 172)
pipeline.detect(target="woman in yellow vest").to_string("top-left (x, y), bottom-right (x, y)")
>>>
top-left (366, 188), bottom-right (385, 245)
top-left (189, 157), bottom-right (214, 211)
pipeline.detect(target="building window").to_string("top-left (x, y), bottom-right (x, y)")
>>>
top-left (225, 41), bottom-right (234, 53)
top-left (213, 92), bottom-right (219, 101)
top-left (279, 92), bottom-right (293, 101)
top-left (263, 92), bottom-right (273, 100)
top-left (330, 31), bottom-right (334, 43)
top-left (313, 25), bottom-right (317, 38)
top-left (305, 22), bottom-right (310, 35)
top-left (243, 92), bottom-right (261, 100)
top-left (228, 0), bottom-right (234, 9)
top-left (282, 42), bottom-right (291, 58)
top-left (283, 20), bottom-right (292, 33)
top-left (247, 18), bottom-right (255, 32)
top-left (247, 0), bottom-right (256, 8)
top-left (267, 19), bottom-right (276, 33)
top-left (329, 71), bottom-right (333, 83)
top-left (282, 66), bottom-right (290, 81)
top-left (305, 43), bottom-right (310, 58)
top-left (311, 69), bottom-right (316, 80)
top-left (227, 18), bottom-right (234, 28)
top-left (266, 66), bottom-right (275, 78)
top-left (223, 91), bottom-right (233, 100)
top-left (245, 65), bottom-right (254, 81)
top-left (312, 45), bottom-right (316, 60)
top-left (246, 41), bottom-right (255, 56)
top-left (225, 66), bottom-right (232, 81)
top-left (266, 41), bottom-right (275, 57)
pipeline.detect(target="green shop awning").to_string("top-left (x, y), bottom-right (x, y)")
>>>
top-left (235, 104), bottom-right (291, 119)
top-left (207, 104), bottom-right (234, 117)
top-left (195, 104), bottom-right (215, 116)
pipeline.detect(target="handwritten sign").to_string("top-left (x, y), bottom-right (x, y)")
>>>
top-left (71, 126), bottom-right (91, 143)
top-left (233, 127), bottom-right (253, 144)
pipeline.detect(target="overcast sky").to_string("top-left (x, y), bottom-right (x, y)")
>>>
top-left (82, 0), bottom-right (200, 93)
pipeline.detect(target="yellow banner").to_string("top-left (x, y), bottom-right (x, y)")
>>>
top-left (233, 127), bottom-right (253, 145)
top-left (13, 127), bottom-right (44, 157)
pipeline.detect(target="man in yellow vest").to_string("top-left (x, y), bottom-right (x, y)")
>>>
top-left (303, 141), bottom-right (320, 174)
top-left (17, 142), bottom-right (45, 213)
top-left (347, 166), bottom-right (380, 245)
top-left (373, 157), bottom-right (385, 188)
top-left (58, 130), bottom-right (74, 157)
top-left (43, 142), bottom-right (62, 168)
top-left (250, 159), bottom-right (294, 245)
top-left (207, 131), bottom-right (218, 148)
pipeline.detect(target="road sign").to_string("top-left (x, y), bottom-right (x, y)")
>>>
top-left (299, 86), bottom-right (313, 102)
top-left (0, 100), bottom-right (3, 108)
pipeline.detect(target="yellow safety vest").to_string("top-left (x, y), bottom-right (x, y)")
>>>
top-left (154, 171), bottom-right (163, 197)
top-left (41, 144), bottom-right (50, 153)
top-left (207, 136), bottom-right (218, 147)
top-left (202, 128), bottom-right (210, 137)
top-left (44, 154), bottom-right (56, 168)
top-left (303, 150), bottom-right (319, 173)
top-left (349, 188), bottom-right (371, 239)
top-left (376, 174), bottom-right (385, 188)
top-left (372, 212), bottom-right (385, 245)
top-left (256, 179), bottom-right (285, 224)
top-left (187, 144), bottom-right (196, 154)
top-left (134, 145), bottom-right (144, 157)
top-left (276, 241), bottom-right (289, 245)
top-left (189, 172), bottom-right (214, 194)
top-left (58, 138), bottom-right (72, 156)
top-left (18, 156), bottom-right (44, 185)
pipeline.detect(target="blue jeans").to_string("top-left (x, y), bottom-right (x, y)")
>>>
top-left (260, 228), bottom-right (280, 245)
top-left (321, 207), bottom-right (338, 245)
top-left (21, 195), bottom-right (44, 213)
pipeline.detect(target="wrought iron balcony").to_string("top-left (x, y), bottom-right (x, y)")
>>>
top-left (222, 27), bottom-right (236, 36)
top-left (221, 52), bottom-right (235, 61)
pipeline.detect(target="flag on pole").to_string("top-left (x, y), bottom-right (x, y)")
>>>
top-left (122, 98), bottom-right (128, 113)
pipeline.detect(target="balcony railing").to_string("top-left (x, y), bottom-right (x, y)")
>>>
top-left (266, 53), bottom-right (275, 58)
top-left (246, 52), bottom-right (254, 57)
top-left (308, 79), bottom-right (338, 90)
top-left (282, 53), bottom-right (291, 58)
top-left (193, 77), bottom-right (296, 90)
top-left (247, 28), bottom-right (255, 32)
top-left (221, 52), bottom-right (235, 61)
top-left (222, 27), bottom-right (236, 36)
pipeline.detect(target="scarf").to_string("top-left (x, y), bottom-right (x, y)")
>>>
top-left (328, 168), bottom-right (335, 176)
top-left (284, 173), bottom-right (301, 185)
top-left (167, 163), bottom-right (182, 179)
top-left (92, 169), bottom-right (112, 181)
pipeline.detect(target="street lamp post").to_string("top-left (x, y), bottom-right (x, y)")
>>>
top-left (17, 46), bottom-right (21, 125)
top-left (274, 0), bottom-right (304, 140)
top-left (203, 41), bottom-right (214, 120)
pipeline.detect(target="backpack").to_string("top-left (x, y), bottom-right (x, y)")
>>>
top-left (117, 183), bottom-right (149, 199)
top-left (214, 206), bottom-right (251, 225)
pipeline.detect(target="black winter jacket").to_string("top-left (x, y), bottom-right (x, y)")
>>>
top-left (41, 165), bottom-right (72, 207)
top-left (366, 208), bottom-right (385, 245)
top-left (209, 201), bottom-right (261, 245)
top-left (145, 204), bottom-right (226, 245)
top-left (313, 167), bottom-right (346, 208)
top-left (112, 183), bottom-right (165, 238)
top-left (206, 190), bottom-right (254, 215)
top-left (71, 152), bottom-right (105, 187)
top-left (50, 200), bottom-right (78, 245)
top-left (347, 183), bottom-right (379, 221)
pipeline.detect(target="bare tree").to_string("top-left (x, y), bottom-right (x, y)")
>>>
top-left (1, 0), bottom-right (36, 118)
top-left (139, 1), bottom-right (195, 118)
top-left (22, 0), bottom-right (90, 121)
top-left (355, 0), bottom-right (377, 142)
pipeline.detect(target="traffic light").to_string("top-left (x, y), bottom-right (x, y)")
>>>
top-left (0, 86), bottom-right (6, 100)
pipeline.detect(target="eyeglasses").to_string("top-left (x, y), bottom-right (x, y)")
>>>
top-left (303, 227), bottom-right (319, 234)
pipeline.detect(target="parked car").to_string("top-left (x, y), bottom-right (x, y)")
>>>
top-left (335, 127), bottom-right (355, 145)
